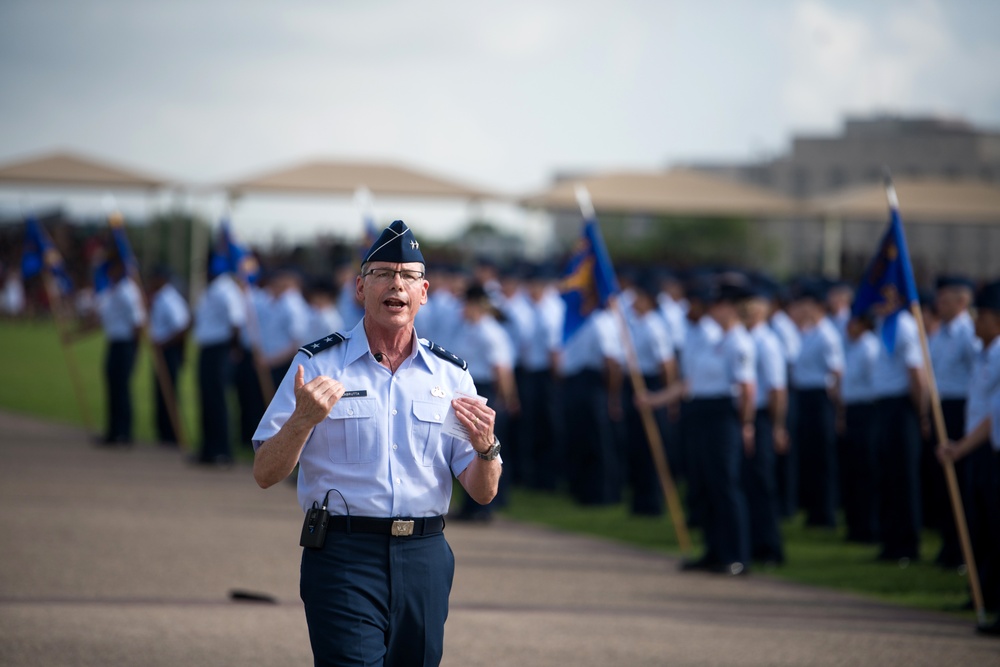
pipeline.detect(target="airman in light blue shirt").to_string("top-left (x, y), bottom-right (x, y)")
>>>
top-left (871, 310), bottom-right (924, 400)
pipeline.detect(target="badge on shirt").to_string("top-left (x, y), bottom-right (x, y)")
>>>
top-left (342, 390), bottom-right (367, 398)
top-left (431, 386), bottom-right (446, 398)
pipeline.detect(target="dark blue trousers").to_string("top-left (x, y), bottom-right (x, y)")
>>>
top-left (968, 450), bottom-right (1000, 609)
top-left (874, 395), bottom-right (922, 560)
top-left (929, 399), bottom-right (967, 566)
top-left (679, 401), bottom-right (703, 528)
top-left (517, 368), bottom-right (562, 490)
top-left (776, 384), bottom-right (799, 518)
top-left (564, 370), bottom-right (618, 505)
top-left (795, 388), bottom-right (838, 527)
top-left (234, 346), bottom-right (265, 448)
top-left (742, 409), bottom-right (784, 562)
top-left (105, 339), bottom-right (137, 442)
top-left (841, 402), bottom-right (879, 542)
top-left (460, 381), bottom-right (507, 518)
top-left (688, 397), bottom-right (750, 565)
top-left (153, 343), bottom-right (184, 444)
top-left (300, 531), bottom-right (454, 667)
top-left (624, 374), bottom-right (668, 516)
top-left (197, 342), bottom-right (233, 462)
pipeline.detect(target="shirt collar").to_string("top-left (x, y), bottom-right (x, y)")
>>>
top-left (342, 318), bottom-right (435, 373)
top-left (943, 310), bottom-right (972, 335)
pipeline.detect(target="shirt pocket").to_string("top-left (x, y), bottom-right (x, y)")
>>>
top-left (411, 400), bottom-right (448, 468)
top-left (325, 398), bottom-right (378, 463)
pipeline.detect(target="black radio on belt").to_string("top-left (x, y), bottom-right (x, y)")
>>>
top-left (300, 488), bottom-right (349, 549)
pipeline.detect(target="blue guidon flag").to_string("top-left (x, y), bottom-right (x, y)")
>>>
top-left (209, 218), bottom-right (260, 285)
top-left (559, 190), bottom-right (620, 343)
top-left (851, 179), bottom-right (919, 353)
top-left (21, 215), bottom-right (73, 294)
top-left (94, 212), bottom-right (140, 293)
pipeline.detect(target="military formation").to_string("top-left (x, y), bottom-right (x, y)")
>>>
top-left (12, 224), bottom-right (1000, 624)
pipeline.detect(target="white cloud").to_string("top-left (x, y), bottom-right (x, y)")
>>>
top-left (780, 0), bottom-right (959, 130)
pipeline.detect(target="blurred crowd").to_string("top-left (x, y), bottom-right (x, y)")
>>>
top-left (3, 230), bottom-right (1000, 608)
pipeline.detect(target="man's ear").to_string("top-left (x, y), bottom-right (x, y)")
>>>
top-left (355, 274), bottom-right (365, 302)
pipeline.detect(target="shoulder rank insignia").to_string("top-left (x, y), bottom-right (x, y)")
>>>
top-left (298, 332), bottom-right (346, 359)
top-left (421, 339), bottom-right (468, 371)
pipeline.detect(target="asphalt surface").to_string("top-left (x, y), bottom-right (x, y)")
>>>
top-left (0, 410), bottom-right (995, 666)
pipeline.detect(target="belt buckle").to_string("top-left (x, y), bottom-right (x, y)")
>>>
top-left (391, 520), bottom-right (415, 537)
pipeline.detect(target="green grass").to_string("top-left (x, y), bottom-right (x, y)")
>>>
top-left (0, 318), bottom-right (976, 616)
top-left (501, 487), bottom-right (973, 615)
top-left (0, 317), bottom-right (249, 458)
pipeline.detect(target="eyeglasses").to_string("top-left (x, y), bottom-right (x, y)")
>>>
top-left (363, 268), bottom-right (426, 284)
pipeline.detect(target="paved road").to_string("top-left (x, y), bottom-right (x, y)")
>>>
top-left (0, 411), bottom-right (994, 666)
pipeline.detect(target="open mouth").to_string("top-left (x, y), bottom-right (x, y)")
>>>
top-left (383, 297), bottom-right (407, 312)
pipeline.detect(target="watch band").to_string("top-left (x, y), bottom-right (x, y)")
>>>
top-left (477, 439), bottom-right (501, 461)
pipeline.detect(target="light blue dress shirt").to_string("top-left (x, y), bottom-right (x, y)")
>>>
top-left (680, 316), bottom-right (721, 382)
top-left (498, 291), bottom-right (532, 369)
top-left (304, 304), bottom-right (345, 342)
top-left (239, 286), bottom-right (270, 349)
top-left (657, 294), bottom-right (688, 353)
top-left (990, 392), bottom-right (1000, 452)
top-left (253, 320), bottom-right (483, 517)
top-left (750, 322), bottom-right (786, 410)
top-left (148, 283), bottom-right (190, 345)
top-left (518, 292), bottom-right (564, 372)
top-left (929, 311), bottom-right (980, 400)
top-left (685, 319), bottom-right (756, 399)
top-left (451, 314), bottom-right (514, 384)
top-left (871, 311), bottom-right (924, 399)
top-left (790, 318), bottom-right (844, 390)
top-left (336, 281), bottom-right (365, 330)
top-left (559, 309), bottom-right (620, 376)
top-left (415, 289), bottom-right (462, 349)
top-left (841, 331), bottom-right (881, 405)
top-left (97, 277), bottom-right (145, 341)
top-left (965, 337), bottom-right (1000, 437)
top-left (630, 310), bottom-right (674, 376)
top-left (258, 289), bottom-right (310, 359)
top-left (770, 310), bottom-right (802, 365)
top-left (193, 274), bottom-right (246, 346)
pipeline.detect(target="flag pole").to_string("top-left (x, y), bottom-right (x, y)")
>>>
top-left (108, 209), bottom-right (189, 450)
top-left (886, 181), bottom-right (986, 624)
top-left (575, 186), bottom-right (692, 554)
top-left (43, 273), bottom-right (95, 434)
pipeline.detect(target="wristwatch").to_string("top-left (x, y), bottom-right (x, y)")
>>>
top-left (477, 438), bottom-right (501, 461)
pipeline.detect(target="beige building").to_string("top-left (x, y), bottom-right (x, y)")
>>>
top-left (690, 115), bottom-right (1000, 282)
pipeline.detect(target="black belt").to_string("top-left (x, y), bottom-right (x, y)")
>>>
top-left (326, 515), bottom-right (445, 537)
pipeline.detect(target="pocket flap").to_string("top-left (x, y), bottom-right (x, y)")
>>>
top-left (412, 400), bottom-right (446, 424)
top-left (328, 398), bottom-right (375, 420)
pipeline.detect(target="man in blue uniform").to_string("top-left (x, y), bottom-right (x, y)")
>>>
top-left (253, 220), bottom-right (501, 666)
top-left (451, 283), bottom-right (518, 521)
top-left (938, 280), bottom-right (1000, 621)
top-left (147, 267), bottom-right (190, 446)
top-left (641, 275), bottom-right (756, 575)
top-left (623, 271), bottom-right (676, 516)
top-left (558, 305), bottom-right (624, 506)
top-left (742, 281), bottom-right (787, 564)
top-left (871, 306), bottom-right (926, 562)
top-left (95, 255), bottom-right (146, 445)
top-left (840, 312), bottom-right (881, 543)
top-left (515, 265), bottom-right (565, 491)
top-left (192, 262), bottom-right (246, 465)
top-left (927, 275), bottom-right (979, 568)
top-left (788, 281), bottom-right (844, 528)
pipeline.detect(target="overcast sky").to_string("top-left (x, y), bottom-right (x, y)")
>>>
top-left (1, 0), bottom-right (998, 241)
